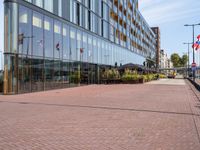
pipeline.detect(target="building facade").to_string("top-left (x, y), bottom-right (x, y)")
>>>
top-left (4, 0), bottom-right (156, 94)
top-left (151, 27), bottom-right (160, 70)
top-left (159, 49), bottom-right (173, 74)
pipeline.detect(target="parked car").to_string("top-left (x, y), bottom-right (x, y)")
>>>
top-left (167, 73), bottom-right (176, 79)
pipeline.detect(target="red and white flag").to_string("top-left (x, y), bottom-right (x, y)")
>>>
top-left (197, 34), bottom-right (200, 40)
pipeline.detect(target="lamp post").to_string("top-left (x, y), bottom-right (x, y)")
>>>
top-left (183, 42), bottom-right (193, 78)
top-left (184, 23), bottom-right (200, 81)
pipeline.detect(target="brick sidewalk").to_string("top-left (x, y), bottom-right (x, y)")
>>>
top-left (0, 80), bottom-right (200, 150)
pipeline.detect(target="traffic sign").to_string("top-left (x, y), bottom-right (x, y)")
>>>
top-left (192, 62), bottom-right (196, 67)
top-left (192, 66), bottom-right (197, 71)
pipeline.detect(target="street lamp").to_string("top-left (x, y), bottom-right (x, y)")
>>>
top-left (183, 42), bottom-right (193, 78)
top-left (184, 23), bottom-right (200, 81)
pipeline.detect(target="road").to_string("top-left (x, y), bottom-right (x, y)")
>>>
top-left (0, 79), bottom-right (200, 150)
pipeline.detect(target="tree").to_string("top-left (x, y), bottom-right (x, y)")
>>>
top-left (180, 54), bottom-right (188, 67)
top-left (171, 53), bottom-right (180, 67)
top-left (170, 53), bottom-right (188, 67)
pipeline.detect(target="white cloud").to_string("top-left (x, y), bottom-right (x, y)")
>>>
top-left (139, 0), bottom-right (200, 25)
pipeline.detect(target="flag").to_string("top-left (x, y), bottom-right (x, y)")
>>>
top-left (80, 48), bottom-right (84, 53)
top-left (192, 43), bottom-right (198, 49)
top-left (196, 40), bottom-right (200, 45)
top-left (196, 44), bottom-right (200, 50)
top-left (56, 42), bottom-right (60, 51)
top-left (197, 35), bottom-right (200, 40)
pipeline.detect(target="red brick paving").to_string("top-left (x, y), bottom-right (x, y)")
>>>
top-left (0, 80), bottom-right (200, 150)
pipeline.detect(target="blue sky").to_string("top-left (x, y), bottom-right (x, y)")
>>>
top-left (139, 0), bottom-right (200, 64)
top-left (0, 1), bottom-right (200, 66)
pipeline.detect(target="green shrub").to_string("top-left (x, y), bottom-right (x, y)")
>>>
top-left (159, 74), bottom-right (167, 78)
top-left (141, 75), bottom-right (148, 82)
top-left (146, 74), bottom-right (156, 81)
top-left (121, 74), bottom-right (140, 81)
top-left (101, 68), bottom-right (120, 80)
top-left (121, 69), bottom-right (141, 81)
top-left (70, 71), bottom-right (81, 84)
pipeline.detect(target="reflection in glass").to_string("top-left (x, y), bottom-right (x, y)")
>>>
top-left (54, 20), bottom-right (62, 59)
top-left (31, 58), bottom-right (44, 92)
top-left (19, 5), bottom-right (32, 55)
top-left (32, 12), bottom-right (43, 57)
top-left (44, 16), bottom-right (53, 58)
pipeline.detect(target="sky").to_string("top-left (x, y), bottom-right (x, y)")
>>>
top-left (139, 0), bottom-right (200, 64)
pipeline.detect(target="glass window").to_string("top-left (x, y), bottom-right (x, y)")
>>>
top-left (44, 59), bottom-right (54, 90)
top-left (18, 55), bottom-right (31, 93)
top-left (93, 37), bottom-right (98, 63)
top-left (77, 30), bottom-right (83, 61)
top-left (58, 0), bottom-right (62, 17)
top-left (82, 33), bottom-right (88, 62)
top-left (33, 0), bottom-right (43, 8)
top-left (19, 5), bottom-right (32, 55)
top-left (54, 20), bottom-right (62, 59)
top-left (97, 40), bottom-right (101, 64)
top-left (25, 0), bottom-right (32, 2)
top-left (63, 24), bottom-right (70, 60)
top-left (70, 27), bottom-right (77, 61)
top-left (88, 35), bottom-right (93, 63)
top-left (44, 16), bottom-right (53, 58)
top-left (32, 12), bottom-right (43, 57)
top-left (44, 0), bottom-right (53, 12)
top-left (31, 58), bottom-right (44, 92)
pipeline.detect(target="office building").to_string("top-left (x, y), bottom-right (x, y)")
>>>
top-left (4, 0), bottom-right (156, 94)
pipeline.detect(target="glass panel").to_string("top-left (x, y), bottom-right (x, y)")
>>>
top-left (77, 30), bottom-right (82, 62)
top-left (63, 24), bottom-right (70, 60)
top-left (62, 61), bottom-right (70, 88)
top-left (44, 0), bottom-right (53, 12)
top-left (33, 0), bottom-right (43, 8)
top-left (70, 27), bottom-right (77, 61)
top-left (32, 12), bottom-right (43, 57)
top-left (54, 20), bottom-right (62, 59)
top-left (44, 59), bottom-right (54, 90)
top-left (58, 0), bottom-right (62, 17)
top-left (19, 5), bottom-right (32, 55)
top-left (18, 55), bottom-right (31, 93)
top-left (44, 16), bottom-right (53, 58)
top-left (31, 58), bottom-right (44, 92)
top-left (88, 35), bottom-right (93, 63)
top-left (53, 60), bottom-right (62, 89)
top-left (82, 33), bottom-right (88, 62)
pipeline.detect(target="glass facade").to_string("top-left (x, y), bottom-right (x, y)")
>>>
top-left (4, 0), bottom-right (156, 94)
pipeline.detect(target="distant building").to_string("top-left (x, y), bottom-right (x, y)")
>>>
top-left (151, 27), bottom-right (161, 70)
top-left (159, 49), bottom-right (173, 74)
top-left (167, 59), bottom-right (173, 69)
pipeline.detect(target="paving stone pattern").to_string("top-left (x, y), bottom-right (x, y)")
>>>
top-left (0, 79), bottom-right (200, 150)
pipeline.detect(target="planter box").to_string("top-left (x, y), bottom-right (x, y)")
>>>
top-left (139, 78), bottom-right (145, 83)
top-left (0, 83), bottom-right (3, 92)
top-left (101, 79), bottom-right (122, 84)
top-left (122, 80), bottom-right (139, 84)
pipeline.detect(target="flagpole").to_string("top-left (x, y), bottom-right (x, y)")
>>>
top-left (184, 23), bottom-right (200, 81)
